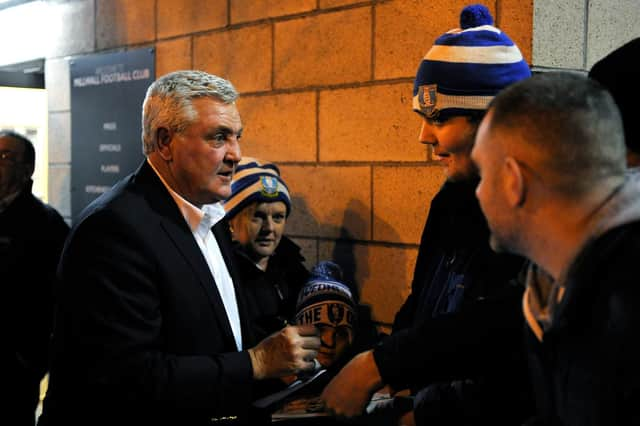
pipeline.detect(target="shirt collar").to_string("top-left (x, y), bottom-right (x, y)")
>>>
top-left (147, 159), bottom-right (226, 237)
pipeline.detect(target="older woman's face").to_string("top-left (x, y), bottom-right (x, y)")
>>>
top-left (231, 201), bottom-right (287, 265)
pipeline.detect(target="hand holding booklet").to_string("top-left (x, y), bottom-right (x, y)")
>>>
top-left (253, 370), bottom-right (415, 424)
top-left (253, 368), bottom-right (330, 418)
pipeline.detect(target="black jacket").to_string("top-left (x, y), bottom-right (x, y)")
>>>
top-left (233, 236), bottom-right (309, 344)
top-left (374, 179), bottom-right (532, 425)
top-left (524, 221), bottom-right (640, 426)
top-left (40, 161), bottom-right (257, 426)
top-left (1, 189), bottom-right (69, 424)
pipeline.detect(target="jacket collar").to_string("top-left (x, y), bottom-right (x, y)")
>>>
top-left (134, 161), bottom-right (255, 347)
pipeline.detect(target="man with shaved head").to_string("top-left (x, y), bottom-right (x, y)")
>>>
top-left (472, 72), bottom-right (640, 425)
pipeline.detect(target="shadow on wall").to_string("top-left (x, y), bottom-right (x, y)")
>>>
top-left (331, 199), bottom-right (370, 303)
top-left (287, 196), bottom-right (320, 269)
top-left (289, 196), bottom-right (408, 330)
top-left (288, 196), bottom-right (366, 300)
top-left (336, 199), bottom-right (408, 331)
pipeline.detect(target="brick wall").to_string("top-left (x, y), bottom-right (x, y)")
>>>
top-left (39, 0), bottom-right (537, 328)
top-left (31, 0), bottom-right (640, 328)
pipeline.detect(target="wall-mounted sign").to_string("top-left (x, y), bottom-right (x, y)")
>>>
top-left (70, 47), bottom-right (154, 222)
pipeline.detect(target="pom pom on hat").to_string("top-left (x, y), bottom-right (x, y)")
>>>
top-left (412, 3), bottom-right (531, 121)
top-left (460, 4), bottom-right (493, 29)
top-left (295, 261), bottom-right (356, 328)
top-left (310, 260), bottom-right (344, 282)
top-left (223, 157), bottom-right (292, 219)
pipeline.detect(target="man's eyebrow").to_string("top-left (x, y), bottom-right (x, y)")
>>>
top-left (211, 125), bottom-right (243, 137)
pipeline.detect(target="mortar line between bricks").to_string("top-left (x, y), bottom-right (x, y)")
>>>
top-left (370, 3), bottom-right (376, 81)
top-left (288, 235), bottom-right (420, 250)
top-left (239, 77), bottom-right (414, 97)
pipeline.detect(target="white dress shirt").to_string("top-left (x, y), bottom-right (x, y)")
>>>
top-left (148, 160), bottom-right (243, 350)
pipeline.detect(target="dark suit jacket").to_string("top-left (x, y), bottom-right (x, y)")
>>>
top-left (39, 161), bottom-right (258, 426)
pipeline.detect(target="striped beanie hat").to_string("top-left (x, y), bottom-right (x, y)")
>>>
top-left (223, 157), bottom-right (291, 219)
top-left (413, 4), bottom-right (531, 121)
top-left (295, 261), bottom-right (356, 330)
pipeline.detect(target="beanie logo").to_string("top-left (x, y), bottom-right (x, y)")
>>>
top-left (260, 176), bottom-right (279, 198)
top-left (417, 84), bottom-right (438, 118)
top-left (328, 303), bottom-right (344, 325)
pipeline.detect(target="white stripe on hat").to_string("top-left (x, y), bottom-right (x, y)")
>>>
top-left (223, 179), bottom-right (291, 214)
top-left (233, 165), bottom-right (279, 182)
top-left (445, 24), bottom-right (502, 35)
top-left (425, 44), bottom-right (523, 64)
top-left (413, 92), bottom-right (494, 113)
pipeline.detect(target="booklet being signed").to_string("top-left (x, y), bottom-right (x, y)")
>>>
top-left (253, 369), bottom-right (329, 412)
top-left (272, 401), bottom-right (330, 422)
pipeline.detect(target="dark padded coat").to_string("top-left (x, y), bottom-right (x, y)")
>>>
top-left (374, 179), bottom-right (533, 425)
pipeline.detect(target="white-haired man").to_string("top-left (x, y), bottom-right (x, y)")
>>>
top-left (39, 71), bottom-right (320, 426)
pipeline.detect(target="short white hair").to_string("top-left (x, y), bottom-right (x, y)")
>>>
top-left (141, 70), bottom-right (238, 154)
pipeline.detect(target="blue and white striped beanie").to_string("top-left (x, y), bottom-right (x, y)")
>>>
top-left (413, 4), bottom-right (531, 121)
top-left (223, 157), bottom-right (292, 219)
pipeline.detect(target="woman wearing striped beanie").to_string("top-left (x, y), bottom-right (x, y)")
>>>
top-left (223, 157), bottom-right (309, 344)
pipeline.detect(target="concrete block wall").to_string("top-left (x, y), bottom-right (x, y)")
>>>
top-left (23, 0), bottom-right (635, 327)
top-left (533, 0), bottom-right (640, 71)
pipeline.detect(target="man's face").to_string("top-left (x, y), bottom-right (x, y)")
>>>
top-left (168, 98), bottom-right (242, 206)
top-left (419, 115), bottom-right (479, 182)
top-left (0, 136), bottom-right (29, 199)
top-left (230, 201), bottom-right (287, 264)
top-left (471, 111), bottom-right (518, 253)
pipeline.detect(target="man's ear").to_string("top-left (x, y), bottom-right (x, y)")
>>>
top-left (156, 127), bottom-right (173, 161)
top-left (503, 157), bottom-right (525, 207)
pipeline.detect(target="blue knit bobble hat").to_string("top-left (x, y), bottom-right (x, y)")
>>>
top-left (413, 4), bottom-right (531, 121)
top-left (223, 157), bottom-right (292, 219)
top-left (295, 261), bottom-right (356, 328)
